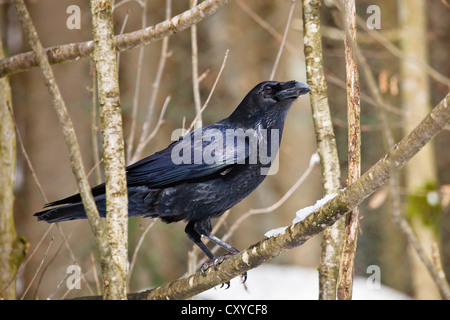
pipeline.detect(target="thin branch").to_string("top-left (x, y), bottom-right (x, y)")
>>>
top-left (236, 0), bottom-right (301, 59)
top-left (114, 0), bottom-right (144, 10)
top-left (130, 0), bottom-right (171, 163)
top-left (131, 95), bottom-right (171, 164)
top-left (269, 0), bottom-right (295, 80)
top-left (0, 224), bottom-right (53, 296)
top-left (116, 9), bottom-right (130, 70)
top-left (337, 0), bottom-right (361, 301)
top-left (126, 0), bottom-right (148, 162)
top-left (190, 0), bottom-right (203, 128)
top-left (128, 220), bottom-right (156, 288)
top-left (392, 206), bottom-right (450, 299)
top-left (89, 63), bottom-right (102, 184)
top-left (8, 102), bottom-right (48, 203)
top-left (432, 243), bottom-right (450, 296)
top-left (34, 231), bottom-right (73, 299)
top-left (187, 49), bottom-right (229, 132)
top-left (0, 0), bottom-right (230, 78)
top-left (20, 237), bottom-right (54, 300)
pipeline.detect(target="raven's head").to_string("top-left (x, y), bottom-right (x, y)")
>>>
top-left (229, 80), bottom-right (311, 128)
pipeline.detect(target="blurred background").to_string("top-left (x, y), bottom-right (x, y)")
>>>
top-left (0, 0), bottom-right (449, 299)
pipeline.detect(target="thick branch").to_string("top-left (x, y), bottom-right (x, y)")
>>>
top-left (0, 37), bottom-right (24, 300)
top-left (337, 0), bottom-right (361, 300)
top-left (0, 0), bottom-right (230, 78)
top-left (79, 92), bottom-right (449, 300)
top-left (301, 0), bottom-right (343, 300)
top-left (90, 0), bottom-right (128, 300)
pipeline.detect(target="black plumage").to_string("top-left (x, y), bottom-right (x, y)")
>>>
top-left (35, 80), bottom-right (311, 272)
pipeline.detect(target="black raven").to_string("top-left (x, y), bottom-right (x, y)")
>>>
top-left (35, 80), bottom-right (311, 275)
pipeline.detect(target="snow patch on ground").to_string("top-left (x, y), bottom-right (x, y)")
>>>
top-left (196, 264), bottom-right (411, 300)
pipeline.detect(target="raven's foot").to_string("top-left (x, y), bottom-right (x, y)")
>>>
top-left (200, 253), bottom-right (232, 275)
top-left (200, 253), bottom-right (247, 289)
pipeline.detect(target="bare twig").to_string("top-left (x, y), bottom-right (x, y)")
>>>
top-left (0, 224), bottom-right (53, 297)
top-left (20, 237), bottom-right (54, 300)
top-left (236, 0), bottom-right (301, 59)
top-left (269, 0), bottom-right (296, 80)
top-left (130, 1), bottom-right (171, 163)
top-left (126, 0), bottom-right (148, 162)
top-left (34, 231), bottom-right (74, 299)
top-left (8, 102), bottom-right (48, 203)
top-left (187, 49), bottom-right (229, 132)
top-left (431, 243), bottom-right (450, 296)
top-left (0, 0), bottom-right (231, 78)
top-left (131, 95), bottom-right (171, 163)
top-left (128, 220), bottom-right (156, 288)
top-left (391, 211), bottom-right (450, 299)
top-left (116, 10), bottom-right (130, 70)
top-left (190, 0), bottom-right (203, 128)
top-left (89, 252), bottom-right (101, 295)
top-left (113, 0), bottom-right (144, 10)
top-left (89, 63), bottom-right (102, 184)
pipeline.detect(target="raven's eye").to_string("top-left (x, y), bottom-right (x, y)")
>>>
top-left (263, 85), bottom-right (274, 96)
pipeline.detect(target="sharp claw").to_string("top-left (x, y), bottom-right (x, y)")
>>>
top-left (200, 264), bottom-right (207, 277)
top-left (199, 254), bottom-right (248, 288)
top-left (241, 272), bottom-right (248, 284)
top-left (213, 258), bottom-right (220, 271)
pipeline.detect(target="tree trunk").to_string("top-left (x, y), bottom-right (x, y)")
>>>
top-left (302, 0), bottom-right (344, 300)
top-left (90, 0), bottom-right (128, 300)
top-left (398, 0), bottom-right (440, 299)
top-left (0, 34), bottom-right (25, 300)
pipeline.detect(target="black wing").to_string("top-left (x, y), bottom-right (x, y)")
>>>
top-left (44, 124), bottom-right (251, 207)
top-left (125, 124), bottom-right (251, 187)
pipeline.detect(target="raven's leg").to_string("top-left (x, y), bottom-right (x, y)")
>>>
top-left (194, 219), bottom-right (239, 255)
top-left (190, 219), bottom-right (247, 285)
top-left (185, 220), bottom-right (215, 260)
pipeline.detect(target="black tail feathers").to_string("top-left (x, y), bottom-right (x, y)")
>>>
top-left (34, 202), bottom-right (89, 223)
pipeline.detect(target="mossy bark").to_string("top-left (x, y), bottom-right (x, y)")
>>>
top-left (0, 36), bottom-right (26, 300)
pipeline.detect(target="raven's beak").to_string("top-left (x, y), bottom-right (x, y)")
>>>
top-left (276, 81), bottom-right (311, 100)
